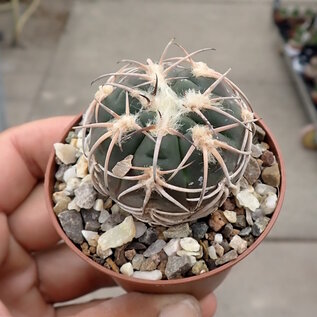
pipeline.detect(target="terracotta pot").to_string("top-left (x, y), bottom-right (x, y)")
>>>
top-left (45, 114), bottom-right (286, 299)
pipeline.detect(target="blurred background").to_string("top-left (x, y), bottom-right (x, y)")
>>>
top-left (0, 0), bottom-right (317, 316)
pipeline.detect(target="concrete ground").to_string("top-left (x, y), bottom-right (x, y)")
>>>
top-left (1, 0), bottom-right (317, 316)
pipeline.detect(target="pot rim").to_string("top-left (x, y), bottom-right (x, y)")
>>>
top-left (45, 114), bottom-right (286, 286)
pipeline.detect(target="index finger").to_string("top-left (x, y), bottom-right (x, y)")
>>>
top-left (0, 117), bottom-right (74, 214)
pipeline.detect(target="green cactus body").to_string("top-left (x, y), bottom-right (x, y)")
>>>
top-left (82, 41), bottom-right (254, 226)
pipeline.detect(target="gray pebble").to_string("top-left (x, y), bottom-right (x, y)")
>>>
top-left (138, 227), bottom-right (158, 245)
top-left (58, 210), bottom-right (84, 244)
top-left (235, 215), bottom-right (247, 229)
top-left (74, 183), bottom-right (97, 209)
top-left (215, 250), bottom-right (238, 266)
top-left (55, 164), bottom-right (69, 182)
top-left (81, 209), bottom-right (100, 231)
top-left (165, 255), bottom-right (193, 279)
top-left (143, 240), bottom-right (167, 258)
top-left (101, 213), bottom-right (126, 231)
top-left (132, 254), bottom-right (145, 270)
top-left (252, 217), bottom-right (270, 237)
top-left (163, 223), bottom-right (192, 239)
top-left (244, 157), bottom-right (261, 185)
top-left (239, 227), bottom-right (252, 237)
top-left (191, 222), bottom-right (209, 240)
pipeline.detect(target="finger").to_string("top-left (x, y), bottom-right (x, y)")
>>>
top-left (0, 116), bottom-right (74, 214)
top-left (0, 301), bottom-right (13, 317)
top-left (201, 293), bottom-right (217, 317)
top-left (8, 183), bottom-right (60, 252)
top-left (36, 243), bottom-right (116, 303)
top-left (0, 212), bottom-right (10, 267)
top-left (56, 292), bottom-right (210, 317)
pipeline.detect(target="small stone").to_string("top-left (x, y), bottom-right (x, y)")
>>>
top-left (132, 254), bottom-right (145, 270)
top-left (57, 182), bottom-right (67, 191)
top-left (206, 259), bottom-right (216, 270)
top-left (124, 249), bottom-right (136, 261)
top-left (134, 221), bottom-right (147, 239)
top-left (223, 210), bottom-right (237, 223)
top-left (58, 210), bottom-right (83, 244)
top-left (143, 240), bottom-right (166, 257)
top-left (104, 197), bottom-right (113, 209)
top-left (209, 210), bottom-right (228, 232)
top-left (191, 222), bottom-right (209, 240)
top-left (98, 209), bottom-right (110, 223)
top-left (213, 243), bottom-right (224, 257)
top-left (76, 155), bottom-right (88, 178)
top-left (252, 217), bottom-right (270, 237)
top-left (139, 227), bottom-right (158, 245)
top-left (229, 235), bottom-right (248, 254)
top-left (114, 246), bottom-right (127, 267)
top-left (220, 240), bottom-right (231, 253)
top-left (251, 144), bottom-right (262, 158)
top-left (244, 235), bottom-right (255, 247)
top-left (244, 157), bottom-right (261, 185)
top-left (101, 213), bottom-right (126, 231)
top-left (112, 155), bottom-right (133, 177)
top-left (89, 246), bottom-right (96, 254)
top-left (55, 164), bottom-right (69, 181)
top-left (208, 245), bottom-right (218, 260)
top-left (93, 199), bottom-right (104, 212)
top-left (81, 230), bottom-right (99, 247)
top-left (120, 262), bottom-right (134, 276)
top-left (222, 223), bottom-right (234, 240)
top-left (261, 164), bottom-right (280, 187)
top-left (259, 142), bottom-right (269, 152)
top-left (140, 257), bottom-right (158, 271)
top-left (261, 150), bottom-right (275, 167)
top-left (245, 209), bottom-right (254, 226)
top-left (180, 237), bottom-right (200, 252)
top-left (80, 174), bottom-right (92, 184)
top-left (65, 131), bottom-right (76, 144)
top-left (163, 238), bottom-right (181, 256)
top-left (214, 233), bottom-right (223, 244)
top-left (255, 124), bottom-right (266, 142)
top-left (199, 240), bottom-right (209, 260)
top-left (215, 250), bottom-right (238, 266)
top-left (177, 249), bottom-right (202, 258)
top-left (261, 192), bottom-right (278, 215)
top-left (111, 204), bottom-right (120, 214)
top-left (133, 270), bottom-right (162, 280)
top-left (54, 143), bottom-right (77, 164)
top-left (255, 183), bottom-right (277, 196)
top-left (53, 196), bottom-right (71, 214)
top-left (65, 177), bottom-right (81, 195)
top-left (163, 223), bottom-right (192, 239)
top-left (192, 260), bottom-right (208, 275)
top-left (63, 166), bottom-right (77, 182)
top-left (68, 198), bottom-right (80, 212)
top-left (221, 198), bottom-right (236, 211)
top-left (74, 183), bottom-right (97, 209)
top-left (126, 241), bottom-right (147, 251)
top-left (236, 190), bottom-right (260, 212)
top-left (165, 255), bottom-right (193, 279)
top-left (239, 227), bottom-right (252, 237)
top-left (81, 209), bottom-right (100, 231)
top-left (81, 242), bottom-right (90, 256)
top-left (235, 215), bottom-right (247, 229)
top-left (96, 246), bottom-right (112, 259)
top-left (105, 258), bottom-right (119, 273)
top-left (98, 216), bottom-right (136, 252)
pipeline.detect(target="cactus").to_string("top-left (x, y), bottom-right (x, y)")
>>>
top-left (81, 40), bottom-right (255, 226)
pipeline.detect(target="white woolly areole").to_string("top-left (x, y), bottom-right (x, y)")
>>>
top-left (108, 114), bottom-right (139, 139)
top-left (95, 85), bottom-right (114, 101)
top-left (182, 89), bottom-right (211, 111)
top-left (192, 62), bottom-right (216, 78)
top-left (241, 108), bottom-right (254, 121)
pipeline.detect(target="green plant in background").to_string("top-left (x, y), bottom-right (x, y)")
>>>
top-left (81, 40), bottom-right (255, 226)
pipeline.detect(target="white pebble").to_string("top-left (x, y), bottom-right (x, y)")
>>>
top-left (229, 235), bottom-right (248, 254)
top-left (163, 238), bottom-right (181, 256)
top-left (54, 143), bottom-right (77, 164)
top-left (177, 246), bottom-right (202, 258)
top-left (52, 191), bottom-right (68, 204)
top-left (98, 209), bottom-right (110, 223)
top-left (214, 233), bottom-right (223, 244)
top-left (94, 199), bottom-right (104, 212)
top-left (236, 189), bottom-right (260, 211)
top-left (111, 204), bottom-right (120, 214)
top-left (68, 198), bottom-right (80, 212)
top-left (261, 192), bottom-right (278, 215)
top-left (76, 155), bottom-right (88, 178)
top-left (65, 177), bottom-right (81, 194)
top-left (96, 246), bottom-right (112, 259)
top-left (63, 166), bottom-right (77, 182)
top-left (223, 210), bottom-right (237, 223)
top-left (82, 230), bottom-right (99, 247)
top-left (180, 237), bottom-right (200, 252)
top-left (120, 262), bottom-right (134, 276)
top-left (213, 243), bottom-right (224, 257)
top-left (245, 208), bottom-right (254, 226)
top-left (98, 216), bottom-right (136, 252)
top-left (134, 221), bottom-right (147, 239)
top-left (104, 197), bottom-right (112, 209)
top-left (208, 245), bottom-right (218, 260)
top-left (81, 174), bottom-right (92, 184)
top-left (255, 183), bottom-right (277, 196)
top-left (132, 270), bottom-right (162, 281)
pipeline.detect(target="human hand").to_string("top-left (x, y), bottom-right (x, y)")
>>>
top-left (0, 117), bottom-right (217, 317)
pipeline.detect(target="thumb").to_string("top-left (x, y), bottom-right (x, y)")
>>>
top-left (56, 292), bottom-right (216, 317)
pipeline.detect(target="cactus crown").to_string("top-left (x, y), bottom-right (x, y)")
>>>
top-left (81, 40), bottom-right (255, 226)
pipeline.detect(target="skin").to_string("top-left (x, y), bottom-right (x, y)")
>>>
top-left (0, 117), bottom-right (217, 317)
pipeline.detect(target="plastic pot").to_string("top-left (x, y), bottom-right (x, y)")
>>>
top-left (45, 114), bottom-right (285, 299)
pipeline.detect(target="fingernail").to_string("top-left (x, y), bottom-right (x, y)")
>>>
top-left (159, 298), bottom-right (202, 317)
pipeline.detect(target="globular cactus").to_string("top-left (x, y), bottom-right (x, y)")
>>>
top-left (81, 40), bottom-right (255, 226)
